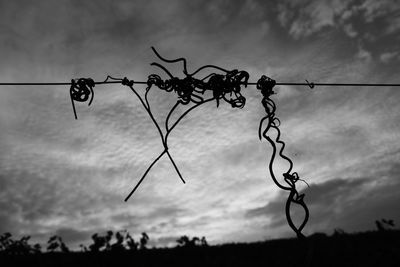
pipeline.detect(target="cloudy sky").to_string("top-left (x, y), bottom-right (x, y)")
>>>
top-left (0, 0), bottom-right (400, 248)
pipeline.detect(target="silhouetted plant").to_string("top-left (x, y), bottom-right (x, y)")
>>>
top-left (110, 230), bottom-right (139, 251)
top-left (126, 232), bottom-right (139, 251)
top-left (47, 235), bottom-right (69, 253)
top-left (333, 228), bottom-right (346, 236)
top-left (33, 243), bottom-right (41, 253)
top-left (110, 231), bottom-right (125, 252)
top-left (89, 231), bottom-right (113, 252)
top-left (376, 219), bottom-right (395, 231)
top-left (176, 235), bottom-right (190, 247)
top-left (176, 235), bottom-right (207, 248)
top-left (140, 232), bottom-right (149, 250)
top-left (0, 233), bottom-right (41, 255)
top-left (0, 232), bottom-right (12, 252)
top-left (80, 244), bottom-right (88, 252)
top-left (86, 230), bottom-right (143, 252)
top-left (200, 236), bottom-right (208, 247)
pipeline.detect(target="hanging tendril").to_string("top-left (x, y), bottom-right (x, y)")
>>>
top-left (257, 75), bottom-right (309, 238)
top-left (67, 50), bottom-right (310, 239)
top-left (70, 78), bottom-right (95, 120)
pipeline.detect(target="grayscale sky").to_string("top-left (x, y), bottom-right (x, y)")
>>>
top-left (0, 0), bottom-right (399, 248)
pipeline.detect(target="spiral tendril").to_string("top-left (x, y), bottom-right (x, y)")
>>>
top-left (68, 50), bottom-right (310, 239)
top-left (70, 78), bottom-right (95, 120)
top-left (257, 75), bottom-right (309, 238)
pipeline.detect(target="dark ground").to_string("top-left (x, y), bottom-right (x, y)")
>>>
top-left (1, 230), bottom-right (399, 267)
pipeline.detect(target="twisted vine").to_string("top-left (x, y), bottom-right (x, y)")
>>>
top-left (69, 78), bottom-right (95, 120)
top-left (257, 75), bottom-right (309, 238)
top-left (69, 49), bottom-right (310, 238)
top-left (101, 48), bottom-right (249, 202)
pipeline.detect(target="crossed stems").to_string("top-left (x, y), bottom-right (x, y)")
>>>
top-left (122, 81), bottom-right (215, 201)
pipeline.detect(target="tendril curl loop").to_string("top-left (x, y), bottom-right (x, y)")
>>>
top-left (257, 75), bottom-right (309, 239)
top-left (68, 49), bottom-right (311, 239)
top-left (70, 78), bottom-right (95, 120)
top-left (150, 47), bottom-right (249, 109)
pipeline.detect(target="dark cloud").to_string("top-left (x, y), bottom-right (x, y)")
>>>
top-left (0, 169), bottom-right (60, 228)
top-left (246, 163), bottom-right (400, 234)
top-left (274, 0), bottom-right (400, 64)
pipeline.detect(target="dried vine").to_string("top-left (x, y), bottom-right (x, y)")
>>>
top-left (95, 48), bottom-right (249, 202)
top-left (69, 78), bottom-right (95, 120)
top-left (68, 49), bottom-right (309, 238)
top-left (257, 75), bottom-right (309, 238)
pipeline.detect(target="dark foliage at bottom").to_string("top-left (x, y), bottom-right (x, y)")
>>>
top-left (1, 230), bottom-right (399, 267)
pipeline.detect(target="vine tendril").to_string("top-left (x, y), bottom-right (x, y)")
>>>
top-left (69, 78), bottom-right (95, 120)
top-left (257, 75), bottom-right (309, 239)
top-left (123, 49), bottom-right (250, 201)
top-left (68, 50), bottom-right (310, 238)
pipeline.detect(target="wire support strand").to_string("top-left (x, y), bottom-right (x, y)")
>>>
top-left (1, 81), bottom-right (400, 87)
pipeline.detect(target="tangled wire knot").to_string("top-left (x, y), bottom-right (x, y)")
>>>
top-left (257, 75), bottom-right (309, 239)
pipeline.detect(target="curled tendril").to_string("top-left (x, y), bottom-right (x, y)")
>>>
top-left (205, 69), bottom-right (248, 108)
top-left (122, 77), bottom-right (134, 87)
top-left (148, 71), bottom-right (248, 107)
top-left (121, 49), bottom-right (251, 202)
top-left (69, 49), bottom-right (310, 239)
top-left (257, 75), bottom-right (309, 238)
top-left (150, 47), bottom-right (249, 109)
top-left (70, 78), bottom-right (95, 120)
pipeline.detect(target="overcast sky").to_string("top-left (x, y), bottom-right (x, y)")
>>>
top-left (0, 0), bottom-right (400, 248)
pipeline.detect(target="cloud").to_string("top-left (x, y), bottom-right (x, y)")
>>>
top-left (359, 0), bottom-right (400, 23)
top-left (275, 0), bottom-right (400, 39)
top-left (0, 0), bottom-right (399, 248)
top-left (385, 16), bottom-right (400, 34)
top-left (355, 44), bottom-right (373, 62)
top-left (343, 23), bottom-right (358, 38)
top-left (272, 0), bottom-right (400, 64)
top-left (54, 228), bottom-right (93, 247)
top-left (275, 0), bottom-right (350, 39)
top-left (380, 51), bottom-right (399, 63)
top-left (246, 162), bottom-right (400, 235)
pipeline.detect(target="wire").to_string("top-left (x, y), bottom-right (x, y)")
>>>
top-left (0, 81), bottom-right (399, 87)
top-left (3, 44), bottom-right (397, 239)
top-left (0, 81), bottom-right (148, 86)
top-left (259, 82), bottom-right (400, 87)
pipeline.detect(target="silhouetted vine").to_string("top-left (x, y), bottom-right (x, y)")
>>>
top-left (99, 48), bottom-right (249, 202)
top-left (2, 45), bottom-right (400, 239)
top-left (257, 75), bottom-right (309, 239)
top-left (69, 78), bottom-right (95, 120)
top-left (67, 49), bottom-right (311, 238)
